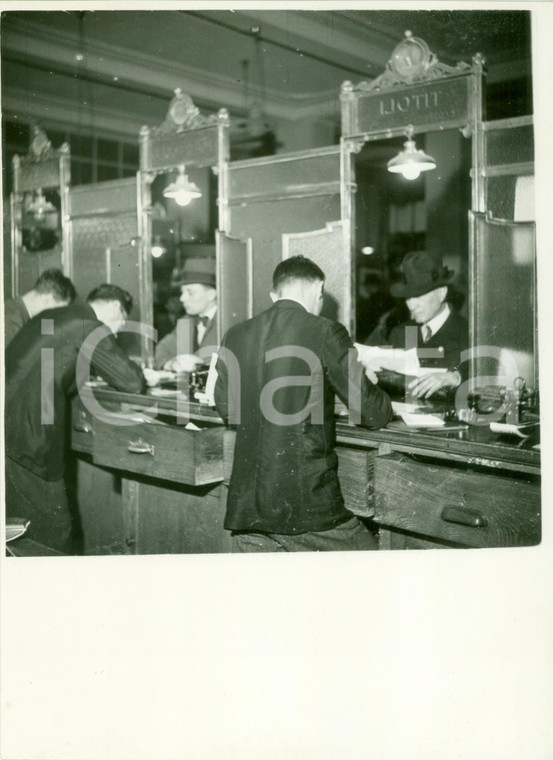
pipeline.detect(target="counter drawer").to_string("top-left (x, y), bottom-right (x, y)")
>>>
top-left (92, 416), bottom-right (224, 486)
top-left (374, 453), bottom-right (540, 548)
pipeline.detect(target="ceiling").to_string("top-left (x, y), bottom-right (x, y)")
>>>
top-left (1, 8), bottom-right (533, 146)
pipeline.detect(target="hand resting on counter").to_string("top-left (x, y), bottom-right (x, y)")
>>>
top-left (408, 370), bottom-right (461, 399)
top-left (162, 353), bottom-right (204, 373)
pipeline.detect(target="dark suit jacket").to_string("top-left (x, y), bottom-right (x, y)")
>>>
top-left (214, 299), bottom-right (392, 534)
top-left (388, 309), bottom-right (469, 373)
top-left (5, 303), bottom-right (144, 480)
top-left (154, 312), bottom-right (218, 369)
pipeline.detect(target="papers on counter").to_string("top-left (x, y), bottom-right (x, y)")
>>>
top-left (354, 344), bottom-right (447, 378)
top-left (400, 411), bottom-right (445, 427)
top-left (490, 421), bottom-right (540, 438)
top-left (391, 401), bottom-right (445, 427)
top-left (143, 368), bottom-right (177, 387)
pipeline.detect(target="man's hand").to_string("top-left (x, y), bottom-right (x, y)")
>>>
top-left (163, 354), bottom-right (203, 373)
top-left (364, 366), bottom-right (379, 384)
top-left (408, 370), bottom-right (461, 399)
top-left (143, 368), bottom-right (176, 387)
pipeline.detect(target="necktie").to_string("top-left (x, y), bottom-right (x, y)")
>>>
top-left (195, 315), bottom-right (209, 352)
top-left (422, 325), bottom-right (431, 343)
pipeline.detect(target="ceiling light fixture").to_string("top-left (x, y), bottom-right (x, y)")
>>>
top-left (163, 165), bottom-right (202, 207)
top-left (387, 125), bottom-right (436, 181)
top-left (27, 188), bottom-right (56, 220)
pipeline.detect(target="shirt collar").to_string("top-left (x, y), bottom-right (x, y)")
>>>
top-left (198, 304), bottom-right (217, 321)
top-left (424, 302), bottom-right (450, 337)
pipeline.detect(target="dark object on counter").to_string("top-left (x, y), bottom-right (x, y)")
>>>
top-left (189, 365), bottom-right (210, 396)
top-left (468, 381), bottom-right (539, 423)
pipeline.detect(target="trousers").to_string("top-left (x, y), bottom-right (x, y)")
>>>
top-left (5, 456), bottom-right (75, 554)
top-left (231, 516), bottom-right (377, 553)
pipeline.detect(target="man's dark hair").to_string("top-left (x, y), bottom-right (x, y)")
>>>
top-left (272, 256), bottom-right (325, 292)
top-left (34, 268), bottom-right (76, 303)
top-left (87, 284), bottom-right (133, 317)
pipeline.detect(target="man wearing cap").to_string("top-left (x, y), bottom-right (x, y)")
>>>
top-left (374, 250), bottom-right (468, 399)
top-left (154, 257), bottom-right (218, 372)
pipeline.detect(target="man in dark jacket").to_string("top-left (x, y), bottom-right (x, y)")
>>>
top-left (368, 250), bottom-right (468, 399)
top-left (154, 257), bottom-right (218, 371)
top-left (5, 284), bottom-right (145, 553)
top-left (4, 268), bottom-right (76, 347)
top-left (214, 256), bottom-right (392, 552)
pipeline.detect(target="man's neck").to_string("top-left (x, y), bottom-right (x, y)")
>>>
top-left (275, 293), bottom-right (309, 312)
top-left (21, 291), bottom-right (39, 318)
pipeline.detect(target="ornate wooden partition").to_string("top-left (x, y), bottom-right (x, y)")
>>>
top-left (226, 145), bottom-right (346, 324)
top-left (139, 88), bottom-right (230, 360)
top-left (66, 177), bottom-right (142, 357)
top-left (282, 221), bottom-right (351, 325)
top-left (10, 127), bottom-right (71, 298)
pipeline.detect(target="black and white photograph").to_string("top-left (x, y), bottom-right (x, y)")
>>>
top-left (1, 3), bottom-right (552, 759)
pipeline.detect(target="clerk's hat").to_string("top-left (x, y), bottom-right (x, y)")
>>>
top-left (391, 250), bottom-right (453, 299)
top-left (171, 257), bottom-right (216, 289)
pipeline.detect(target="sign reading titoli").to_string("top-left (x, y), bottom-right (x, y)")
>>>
top-left (354, 76), bottom-right (473, 135)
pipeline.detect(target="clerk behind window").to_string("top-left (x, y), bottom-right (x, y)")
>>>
top-left (154, 257), bottom-right (217, 372)
top-left (367, 250), bottom-right (468, 399)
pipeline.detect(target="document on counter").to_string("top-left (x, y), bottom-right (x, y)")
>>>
top-left (354, 344), bottom-right (448, 379)
top-left (399, 411), bottom-right (446, 427)
top-left (390, 401), bottom-right (445, 427)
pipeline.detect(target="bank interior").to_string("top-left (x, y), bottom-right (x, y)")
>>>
top-left (2, 9), bottom-right (540, 555)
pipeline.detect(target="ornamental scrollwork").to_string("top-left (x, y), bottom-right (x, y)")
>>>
top-left (353, 32), bottom-right (473, 94)
top-left (152, 88), bottom-right (220, 136)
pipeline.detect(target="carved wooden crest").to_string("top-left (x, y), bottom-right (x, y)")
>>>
top-left (152, 88), bottom-right (222, 136)
top-left (349, 31), bottom-right (480, 94)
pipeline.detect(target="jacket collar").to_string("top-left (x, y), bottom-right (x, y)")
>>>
top-left (272, 298), bottom-right (308, 313)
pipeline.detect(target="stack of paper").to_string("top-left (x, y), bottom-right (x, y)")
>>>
top-left (400, 411), bottom-right (445, 427)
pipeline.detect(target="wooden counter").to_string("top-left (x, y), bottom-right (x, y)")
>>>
top-left (70, 388), bottom-right (541, 553)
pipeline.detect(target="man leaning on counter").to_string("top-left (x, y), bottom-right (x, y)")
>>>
top-left (214, 255), bottom-right (392, 553)
top-left (5, 284), bottom-right (145, 554)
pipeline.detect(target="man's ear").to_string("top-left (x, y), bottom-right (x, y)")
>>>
top-left (269, 290), bottom-right (278, 303)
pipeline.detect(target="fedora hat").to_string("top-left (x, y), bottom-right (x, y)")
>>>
top-left (390, 250), bottom-right (453, 298)
top-left (171, 257), bottom-right (216, 289)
